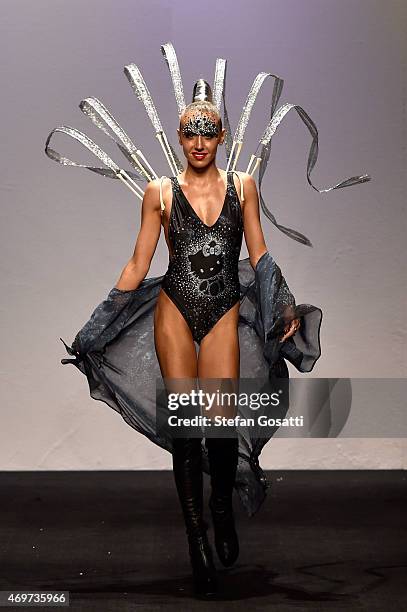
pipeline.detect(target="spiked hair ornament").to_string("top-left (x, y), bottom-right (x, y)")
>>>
top-left (192, 79), bottom-right (213, 103)
top-left (45, 42), bottom-right (371, 247)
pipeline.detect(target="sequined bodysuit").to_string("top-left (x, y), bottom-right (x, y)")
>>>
top-left (161, 171), bottom-right (244, 344)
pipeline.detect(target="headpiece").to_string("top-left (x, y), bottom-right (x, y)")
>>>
top-left (192, 79), bottom-right (213, 103)
top-left (45, 42), bottom-right (371, 246)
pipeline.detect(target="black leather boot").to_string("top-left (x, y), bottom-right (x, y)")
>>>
top-left (172, 436), bottom-right (218, 599)
top-left (205, 436), bottom-right (239, 567)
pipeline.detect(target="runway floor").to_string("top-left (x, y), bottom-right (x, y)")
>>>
top-left (0, 470), bottom-right (406, 611)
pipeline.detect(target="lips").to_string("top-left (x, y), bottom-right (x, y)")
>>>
top-left (192, 152), bottom-right (207, 160)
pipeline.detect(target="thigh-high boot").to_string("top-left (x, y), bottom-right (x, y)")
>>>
top-left (205, 436), bottom-right (239, 567)
top-left (172, 436), bottom-right (218, 598)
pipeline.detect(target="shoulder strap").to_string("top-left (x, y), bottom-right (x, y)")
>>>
top-left (159, 176), bottom-right (168, 213)
top-left (230, 171), bottom-right (245, 202)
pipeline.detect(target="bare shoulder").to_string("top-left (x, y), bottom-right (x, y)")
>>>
top-left (230, 171), bottom-right (257, 210)
top-left (231, 171), bottom-right (256, 190)
top-left (240, 171), bottom-right (256, 188)
top-left (142, 179), bottom-right (158, 194)
top-left (142, 177), bottom-right (172, 209)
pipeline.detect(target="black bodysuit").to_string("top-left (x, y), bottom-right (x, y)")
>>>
top-left (161, 171), bottom-right (244, 344)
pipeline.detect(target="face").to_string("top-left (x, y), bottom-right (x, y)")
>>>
top-left (177, 110), bottom-right (225, 167)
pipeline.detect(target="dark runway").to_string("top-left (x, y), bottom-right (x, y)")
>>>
top-left (1, 471), bottom-right (406, 611)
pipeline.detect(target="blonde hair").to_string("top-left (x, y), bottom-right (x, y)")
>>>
top-left (180, 101), bottom-right (222, 129)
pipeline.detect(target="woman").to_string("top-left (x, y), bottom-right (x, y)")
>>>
top-left (59, 81), bottom-right (323, 600)
top-left (111, 80), bottom-right (300, 598)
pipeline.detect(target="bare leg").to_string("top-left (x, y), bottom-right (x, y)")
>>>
top-left (198, 301), bottom-right (240, 379)
top-left (154, 288), bottom-right (198, 380)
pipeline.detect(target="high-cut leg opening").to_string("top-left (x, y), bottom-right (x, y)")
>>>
top-left (160, 286), bottom-right (199, 343)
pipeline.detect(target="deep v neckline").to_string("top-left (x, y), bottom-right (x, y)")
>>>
top-left (175, 172), bottom-right (229, 229)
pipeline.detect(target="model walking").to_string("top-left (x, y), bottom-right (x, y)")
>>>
top-left (49, 40), bottom-right (369, 602)
top-left (112, 80), bottom-right (299, 597)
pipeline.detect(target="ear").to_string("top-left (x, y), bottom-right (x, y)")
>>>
top-left (219, 127), bottom-right (226, 145)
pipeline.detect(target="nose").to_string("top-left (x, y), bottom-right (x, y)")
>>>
top-left (195, 134), bottom-right (204, 150)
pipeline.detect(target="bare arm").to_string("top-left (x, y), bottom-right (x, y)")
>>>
top-left (241, 173), bottom-right (300, 341)
top-left (240, 172), bottom-right (268, 269)
top-left (114, 180), bottom-right (162, 290)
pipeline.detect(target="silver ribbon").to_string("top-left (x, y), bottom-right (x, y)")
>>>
top-left (44, 125), bottom-right (143, 182)
top-left (79, 97), bottom-right (155, 181)
top-left (44, 40), bottom-right (371, 243)
top-left (227, 72), bottom-right (284, 170)
top-left (161, 42), bottom-right (186, 116)
top-left (80, 97), bottom-right (136, 152)
top-left (124, 63), bottom-right (163, 133)
top-left (212, 58), bottom-right (226, 111)
top-left (234, 72), bottom-right (283, 144)
top-left (124, 62), bottom-right (184, 174)
top-left (256, 103), bottom-right (372, 246)
top-left (221, 59), bottom-right (234, 159)
top-left (167, 141), bottom-right (184, 174)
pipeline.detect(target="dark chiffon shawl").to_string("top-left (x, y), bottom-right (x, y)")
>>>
top-left (60, 251), bottom-right (322, 516)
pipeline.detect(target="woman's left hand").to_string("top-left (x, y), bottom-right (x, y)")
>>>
top-left (279, 318), bottom-right (301, 343)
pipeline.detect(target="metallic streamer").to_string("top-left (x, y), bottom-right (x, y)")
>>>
top-left (227, 72), bottom-right (284, 170)
top-left (245, 76), bottom-right (283, 173)
top-left (254, 103), bottom-right (372, 246)
top-left (125, 62), bottom-right (182, 175)
top-left (212, 58), bottom-right (226, 111)
top-left (166, 140), bottom-right (184, 174)
top-left (161, 42), bottom-right (186, 116)
top-left (124, 63), bottom-right (163, 133)
top-left (44, 125), bottom-right (144, 198)
top-left (44, 39), bottom-right (371, 239)
top-left (45, 125), bottom-right (120, 172)
top-left (79, 97), bottom-right (157, 181)
top-left (234, 72), bottom-right (281, 144)
top-left (221, 60), bottom-right (233, 159)
top-left (80, 97), bottom-right (136, 152)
